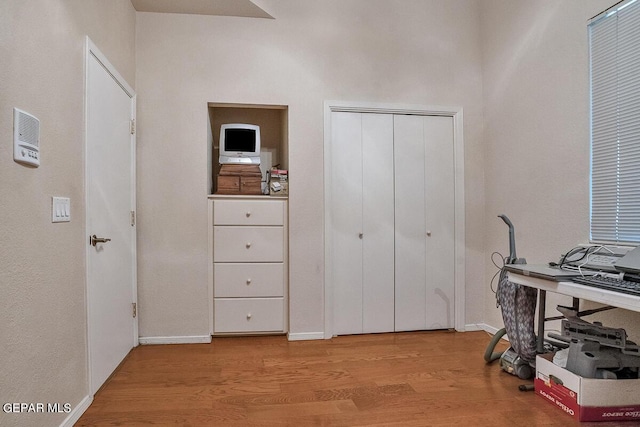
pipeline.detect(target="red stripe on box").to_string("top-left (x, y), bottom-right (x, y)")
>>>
top-left (535, 378), bottom-right (580, 420)
top-left (580, 406), bottom-right (640, 422)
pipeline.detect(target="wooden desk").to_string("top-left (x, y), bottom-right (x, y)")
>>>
top-left (507, 272), bottom-right (640, 353)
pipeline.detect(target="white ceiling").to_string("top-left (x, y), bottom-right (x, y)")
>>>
top-left (130, 0), bottom-right (273, 18)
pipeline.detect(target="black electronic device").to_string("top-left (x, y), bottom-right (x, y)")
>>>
top-left (560, 245), bottom-right (625, 273)
top-left (571, 276), bottom-right (640, 297)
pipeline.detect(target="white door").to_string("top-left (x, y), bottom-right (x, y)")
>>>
top-left (86, 40), bottom-right (137, 395)
top-left (331, 112), bottom-right (395, 335)
top-left (422, 116), bottom-right (455, 329)
top-left (394, 115), bottom-right (427, 331)
top-left (329, 111), bottom-right (455, 335)
top-left (331, 112), bottom-right (364, 335)
top-left (394, 115), bottom-right (455, 331)
top-left (361, 113), bottom-right (395, 333)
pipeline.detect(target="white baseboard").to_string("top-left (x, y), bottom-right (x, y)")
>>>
top-left (287, 332), bottom-right (324, 341)
top-left (59, 395), bottom-right (92, 427)
top-left (470, 323), bottom-right (510, 341)
top-left (138, 335), bottom-right (212, 345)
top-left (465, 323), bottom-right (504, 335)
top-left (464, 323), bottom-right (484, 332)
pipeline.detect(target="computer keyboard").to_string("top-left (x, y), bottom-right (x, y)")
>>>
top-left (572, 276), bottom-right (640, 297)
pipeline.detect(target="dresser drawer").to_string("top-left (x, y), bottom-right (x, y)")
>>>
top-left (214, 298), bottom-right (284, 333)
top-left (214, 199), bottom-right (284, 226)
top-left (214, 263), bottom-right (284, 297)
top-left (213, 226), bottom-right (283, 262)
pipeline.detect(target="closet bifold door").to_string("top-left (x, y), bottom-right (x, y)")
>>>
top-left (361, 113), bottom-right (394, 333)
top-left (394, 115), bottom-right (455, 331)
top-left (331, 112), bottom-right (394, 335)
top-left (422, 115), bottom-right (455, 330)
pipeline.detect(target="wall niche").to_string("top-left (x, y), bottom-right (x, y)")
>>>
top-left (208, 103), bottom-right (288, 195)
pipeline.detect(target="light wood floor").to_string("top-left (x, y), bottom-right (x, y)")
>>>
top-left (77, 331), bottom-right (596, 426)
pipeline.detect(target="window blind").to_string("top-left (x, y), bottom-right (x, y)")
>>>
top-left (590, 0), bottom-right (640, 243)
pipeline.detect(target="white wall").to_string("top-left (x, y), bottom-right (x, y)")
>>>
top-left (0, 1), bottom-right (135, 426)
top-left (4, 3), bottom-right (638, 422)
top-left (135, 0), bottom-right (487, 338)
top-left (481, 0), bottom-right (640, 336)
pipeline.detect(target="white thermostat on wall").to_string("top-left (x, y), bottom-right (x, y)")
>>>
top-left (13, 107), bottom-right (40, 167)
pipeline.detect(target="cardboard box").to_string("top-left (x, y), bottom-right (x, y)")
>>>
top-left (269, 169), bottom-right (288, 197)
top-left (535, 353), bottom-right (640, 422)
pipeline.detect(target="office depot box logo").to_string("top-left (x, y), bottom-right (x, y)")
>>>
top-left (535, 378), bottom-right (579, 419)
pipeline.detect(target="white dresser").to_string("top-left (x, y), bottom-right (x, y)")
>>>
top-left (208, 195), bottom-right (288, 334)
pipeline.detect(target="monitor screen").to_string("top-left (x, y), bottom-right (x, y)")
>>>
top-left (225, 128), bottom-right (256, 152)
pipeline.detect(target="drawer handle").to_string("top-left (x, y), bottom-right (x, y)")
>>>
top-left (246, 278), bottom-right (252, 285)
top-left (246, 313), bottom-right (252, 320)
top-left (246, 242), bottom-right (252, 249)
top-left (246, 211), bottom-right (251, 217)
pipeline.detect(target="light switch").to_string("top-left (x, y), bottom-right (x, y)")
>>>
top-left (52, 197), bottom-right (70, 223)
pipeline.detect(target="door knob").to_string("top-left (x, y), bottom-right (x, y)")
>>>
top-left (359, 232), bottom-right (363, 239)
top-left (90, 234), bottom-right (111, 246)
top-left (426, 231), bottom-right (432, 237)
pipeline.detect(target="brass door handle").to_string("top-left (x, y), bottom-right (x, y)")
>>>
top-left (90, 234), bottom-right (112, 246)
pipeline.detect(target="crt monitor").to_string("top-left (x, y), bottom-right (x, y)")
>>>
top-left (219, 123), bottom-right (261, 164)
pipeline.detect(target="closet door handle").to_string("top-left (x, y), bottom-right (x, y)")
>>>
top-left (359, 232), bottom-right (363, 239)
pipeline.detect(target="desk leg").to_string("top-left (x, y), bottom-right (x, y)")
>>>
top-left (537, 290), bottom-right (546, 354)
top-left (572, 297), bottom-right (580, 312)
